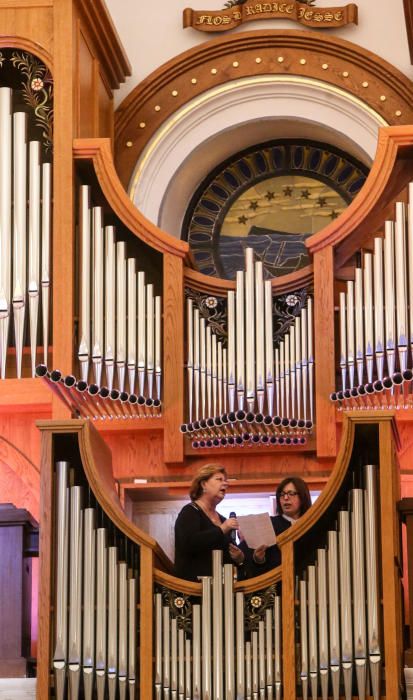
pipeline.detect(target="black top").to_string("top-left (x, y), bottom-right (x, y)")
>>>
top-left (174, 502), bottom-right (235, 581)
top-left (241, 514), bottom-right (292, 577)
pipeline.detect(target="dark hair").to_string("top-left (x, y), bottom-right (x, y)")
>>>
top-left (189, 463), bottom-right (227, 501)
top-left (275, 476), bottom-right (312, 517)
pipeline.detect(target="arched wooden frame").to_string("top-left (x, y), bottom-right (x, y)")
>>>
top-left (114, 29), bottom-right (413, 190)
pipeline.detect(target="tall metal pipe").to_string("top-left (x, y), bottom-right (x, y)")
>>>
top-left (187, 298), bottom-right (194, 422)
top-left (41, 162), bottom-right (52, 367)
top-left (373, 237), bottom-right (385, 381)
top-left (395, 202), bottom-right (408, 371)
top-left (327, 530), bottom-right (340, 700)
top-left (384, 221), bottom-right (396, 378)
top-left (212, 550), bottom-right (223, 700)
top-left (363, 254), bottom-right (374, 384)
top-left (137, 271), bottom-right (146, 396)
top-left (245, 248), bottom-right (255, 411)
top-left (127, 258), bottom-right (137, 394)
top-left (364, 465), bottom-right (381, 700)
top-left (28, 140), bottom-right (41, 377)
top-left (155, 295), bottom-right (162, 400)
top-left (227, 290), bottom-right (236, 413)
top-left (116, 242), bottom-right (127, 392)
top-left (338, 509), bottom-right (353, 700)
top-left (53, 461), bottom-right (69, 700)
top-left (317, 548), bottom-right (329, 700)
top-left (201, 577), bottom-right (212, 700)
top-left (0, 88), bottom-right (11, 379)
top-left (224, 564), bottom-right (235, 700)
top-left (354, 267), bottom-right (364, 386)
top-left (92, 207), bottom-right (104, 386)
top-left (68, 486), bottom-right (83, 700)
top-left (12, 112), bottom-right (27, 379)
top-left (82, 508), bottom-right (96, 700)
top-left (255, 261), bottom-right (265, 413)
top-left (236, 270), bottom-right (245, 410)
top-left (307, 564), bottom-right (318, 699)
top-left (300, 579), bottom-right (308, 700)
top-left (95, 528), bottom-right (108, 700)
top-left (146, 283), bottom-right (155, 398)
top-left (351, 489), bottom-right (367, 700)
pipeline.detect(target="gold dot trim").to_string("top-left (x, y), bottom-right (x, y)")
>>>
top-left (154, 105), bottom-right (161, 112)
top-left (362, 81), bottom-right (369, 88)
top-left (232, 61), bottom-right (239, 68)
top-left (255, 57), bottom-right (262, 64)
top-left (342, 71), bottom-right (349, 78)
top-left (380, 95), bottom-right (386, 102)
top-left (191, 78), bottom-right (197, 85)
top-left (126, 141), bottom-right (133, 148)
top-left (277, 56), bottom-right (284, 63)
top-left (300, 58), bottom-right (306, 65)
top-left (139, 122), bottom-right (146, 129)
top-left (322, 63), bottom-right (329, 70)
top-left (395, 110), bottom-right (402, 117)
top-left (172, 90), bottom-right (178, 96)
top-left (211, 68), bottom-right (218, 75)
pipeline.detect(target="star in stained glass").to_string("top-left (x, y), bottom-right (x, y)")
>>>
top-left (330, 210), bottom-right (339, 220)
top-left (301, 189), bottom-right (310, 199)
top-left (265, 191), bottom-right (275, 200)
top-left (249, 201), bottom-right (259, 210)
top-left (317, 196), bottom-right (327, 207)
top-left (238, 215), bottom-right (248, 224)
top-left (283, 186), bottom-right (293, 197)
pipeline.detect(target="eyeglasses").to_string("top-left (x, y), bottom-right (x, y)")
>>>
top-left (279, 490), bottom-right (299, 499)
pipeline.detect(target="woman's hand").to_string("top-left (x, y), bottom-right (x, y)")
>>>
top-left (253, 545), bottom-right (268, 564)
top-left (228, 543), bottom-right (245, 566)
top-left (220, 517), bottom-right (238, 534)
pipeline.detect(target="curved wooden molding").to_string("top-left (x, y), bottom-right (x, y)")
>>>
top-left (278, 410), bottom-right (397, 547)
top-left (184, 264), bottom-right (313, 295)
top-left (0, 37), bottom-right (53, 71)
top-left (307, 125), bottom-right (413, 264)
top-left (37, 419), bottom-right (173, 569)
top-left (77, 0), bottom-right (131, 89)
top-left (114, 29), bottom-right (413, 188)
top-left (73, 138), bottom-right (190, 260)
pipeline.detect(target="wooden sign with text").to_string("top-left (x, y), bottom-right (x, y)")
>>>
top-left (183, 1), bottom-right (358, 32)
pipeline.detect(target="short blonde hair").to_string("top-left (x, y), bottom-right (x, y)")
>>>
top-left (189, 463), bottom-right (227, 501)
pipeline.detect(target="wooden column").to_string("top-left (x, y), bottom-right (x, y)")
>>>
top-left (52, 0), bottom-right (75, 419)
top-left (36, 429), bottom-right (53, 700)
top-left (313, 246), bottom-right (336, 457)
top-left (379, 419), bottom-right (403, 695)
top-left (139, 546), bottom-right (154, 699)
top-left (281, 540), bottom-right (296, 700)
top-left (399, 497), bottom-right (413, 665)
top-left (163, 253), bottom-right (184, 463)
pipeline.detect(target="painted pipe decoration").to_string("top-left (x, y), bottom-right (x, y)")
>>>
top-left (78, 185), bottom-right (162, 399)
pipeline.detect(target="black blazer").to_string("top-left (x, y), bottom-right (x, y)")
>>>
top-left (174, 502), bottom-right (235, 581)
top-left (242, 514), bottom-right (292, 577)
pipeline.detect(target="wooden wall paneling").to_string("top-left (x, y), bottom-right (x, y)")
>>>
top-left (0, 4), bottom-right (53, 64)
top-left (97, 67), bottom-right (114, 141)
top-left (139, 545), bottom-right (154, 700)
top-left (163, 253), bottom-right (184, 463)
top-left (35, 428), bottom-right (53, 700)
top-left (76, 22), bottom-right (96, 138)
top-left (313, 246), bottom-right (336, 458)
top-left (52, 0), bottom-right (75, 413)
top-left (379, 419), bottom-right (404, 694)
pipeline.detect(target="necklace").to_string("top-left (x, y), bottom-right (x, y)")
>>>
top-left (196, 500), bottom-right (221, 526)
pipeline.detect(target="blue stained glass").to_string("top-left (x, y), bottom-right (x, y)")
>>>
top-left (348, 177), bottom-right (366, 194)
top-left (293, 147), bottom-right (304, 168)
top-left (201, 199), bottom-right (220, 213)
top-left (310, 149), bottom-right (322, 170)
top-left (254, 153), bottom-right (267, 173)
top-left (195, 251), bottom-right (212, 261)
top-left (224, 172), bottom-right (239, 188)
top-left (211, 185), bottom-right (229, 200)
top-left (337, 165), bottom-right (353, 183)
top-left (270, 148), bottom-right (284, 169)
top-left (239, 160), bottom-right (252, 178)
top-left (324, 155), bottom-right (338, 176)
top-left (190, 232), bottom-right (211, 242)
top-left (193, 216), bottom-right (213, 227)
top-left (200, 266), bottom-right (216, 275)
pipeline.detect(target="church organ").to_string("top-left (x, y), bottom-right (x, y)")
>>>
top-left (0, 1), bottom-right (412, 699)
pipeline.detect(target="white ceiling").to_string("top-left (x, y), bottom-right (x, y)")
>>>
top-left (105, 0), bottom-right (413, 108)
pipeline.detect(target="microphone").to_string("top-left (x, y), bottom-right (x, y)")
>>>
top-left (229, 511), bottom-right (237, 544)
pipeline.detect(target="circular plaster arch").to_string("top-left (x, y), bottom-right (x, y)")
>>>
top-left (129, 75), bottom-right (387, 238)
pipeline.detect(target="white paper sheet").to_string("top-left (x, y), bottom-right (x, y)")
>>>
top-left (237, 513), bottom-right (276, 549)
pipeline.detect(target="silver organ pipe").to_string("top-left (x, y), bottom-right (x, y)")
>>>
top-left (333, 186), bottom-right (413, 407)
top-left (51, 460), bottom-right (140, 700)
top-left (184, 248), bottom-right (314, 445)
top-left (77, 188), bottom-right (162, 403)
top-left (0, 92), bottom-right (53, 378)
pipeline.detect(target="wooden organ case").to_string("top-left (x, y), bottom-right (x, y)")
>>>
top-left (0, 1), bottom-right (412, 699)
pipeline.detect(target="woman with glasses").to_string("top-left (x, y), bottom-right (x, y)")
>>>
top-left (243, 476), bottom-right (312, 576)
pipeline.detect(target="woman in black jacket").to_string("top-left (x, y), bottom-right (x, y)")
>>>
top-left (244, 476), bottom-right (312, 576)
top-left (174, 463), bottom-right (245, 581)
